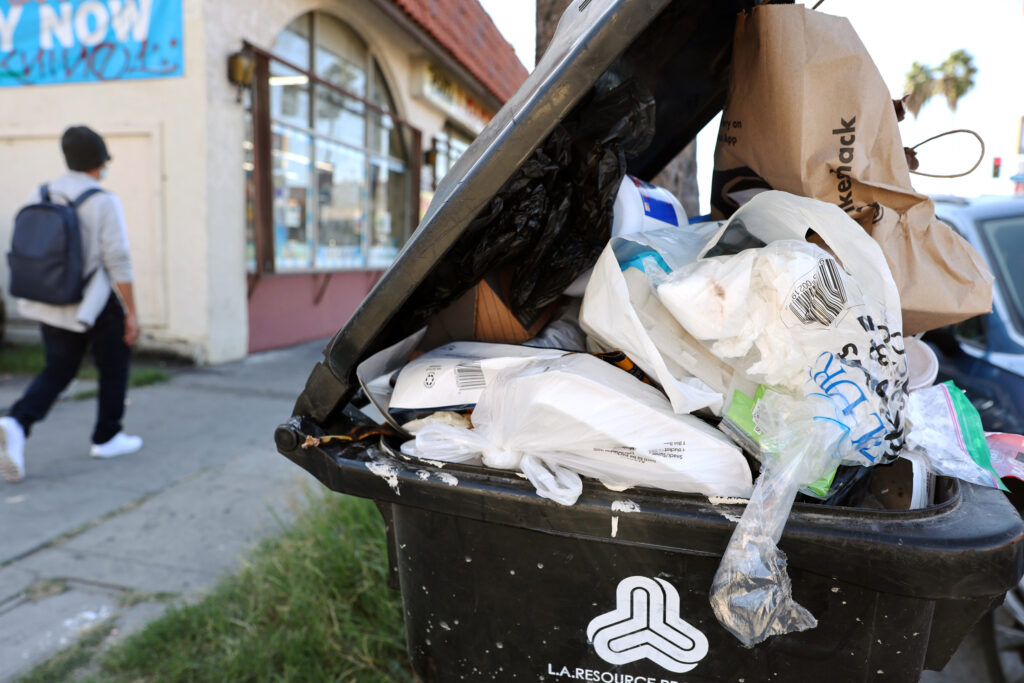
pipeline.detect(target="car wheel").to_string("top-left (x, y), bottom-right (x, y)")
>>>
top-left (986, 577), bottom-right (1024, 682)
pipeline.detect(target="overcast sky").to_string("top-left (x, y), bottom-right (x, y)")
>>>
top-left (481, 0), bottom-right (1024, 211)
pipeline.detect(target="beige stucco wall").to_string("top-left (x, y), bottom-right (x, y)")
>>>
top-left (0, 0), bottom-right (212, 360)
top-left (1, 0), bottom-right (495, 363)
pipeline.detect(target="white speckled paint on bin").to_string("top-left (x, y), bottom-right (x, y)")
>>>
top-left (708, 496), bottom-right (750, 505)
top-left (610, 499), bottom-right (640, 538)
top-left (611, 500), bottom-right (640, 513)
top-left (707, 496), bottom-right (747, 523)
top-left (436, 472), bottom-right (459, 486)
top-left (367, 460), bottom-right (400, 494)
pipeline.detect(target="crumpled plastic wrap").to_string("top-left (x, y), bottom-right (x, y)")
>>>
top-left (401, 353), bottom-right (753, 505)
top-left (407, 74), bottom-right (656, 328)
top-left (709, 391), bottom-right (846, 646)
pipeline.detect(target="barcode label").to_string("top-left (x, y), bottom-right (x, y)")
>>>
top-left (455, 361), bottom-right (486, 391)
top-left (788, 258), bottom-right (848, 326)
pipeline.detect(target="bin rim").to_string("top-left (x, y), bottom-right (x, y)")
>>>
top-left (278, 429), bottom-right (1024, 604)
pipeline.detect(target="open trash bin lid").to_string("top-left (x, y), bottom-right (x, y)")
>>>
top-left (274, 0), bottom-right (1024, 680)
top-left (283, 0), bottom-right (754, 425)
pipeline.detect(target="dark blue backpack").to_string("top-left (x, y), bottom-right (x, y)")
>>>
top-left (7, 185), bottom-right (101, 305)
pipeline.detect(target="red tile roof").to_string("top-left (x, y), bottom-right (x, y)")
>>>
top-left (392, 0), bottom-right (529, 104)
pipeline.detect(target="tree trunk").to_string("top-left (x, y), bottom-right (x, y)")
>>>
top-left (535, 0), bottom-right (572, 63)
top-left (535, 0), bottom-right (701, 217)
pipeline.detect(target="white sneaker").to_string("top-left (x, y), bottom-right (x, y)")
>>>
top-left (0, 416), bottom-right (26, 483)
top-left (90, 432), bottom-right (143, 459)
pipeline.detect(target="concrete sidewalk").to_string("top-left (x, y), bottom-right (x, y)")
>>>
top-left (0, 340), bottom-right (330, 682)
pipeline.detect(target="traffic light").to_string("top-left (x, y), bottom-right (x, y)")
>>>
top-left (993, 156), bottom-right (1002, 178)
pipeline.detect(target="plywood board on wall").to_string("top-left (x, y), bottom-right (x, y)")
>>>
top-left (0, 131), bottom-right (167, 328)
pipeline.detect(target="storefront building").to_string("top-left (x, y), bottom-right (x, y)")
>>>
top-left (0, 0), bottom-right (526, 362)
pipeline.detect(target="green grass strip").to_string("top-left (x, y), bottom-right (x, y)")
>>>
top-left (0, 343), bottom-right (53, 376)
top-left (0, 343), bottom-right (170, 395)
top-left (88, 495), bottom-right (412, 682)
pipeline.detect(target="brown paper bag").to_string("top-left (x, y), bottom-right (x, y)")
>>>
top-left (710, 4), bottom-right (993, 334)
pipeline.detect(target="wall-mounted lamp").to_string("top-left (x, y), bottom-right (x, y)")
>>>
top-left (227, 48), bottom-right (255, 103)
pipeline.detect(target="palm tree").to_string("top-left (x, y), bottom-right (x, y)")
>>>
top-left (936, 49), bottom-right (977, 112)
top-left (902, 50), bottom-right (977, 118)
top-left (903, 61), bottom-right (934, 118)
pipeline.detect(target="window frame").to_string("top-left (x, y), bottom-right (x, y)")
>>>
top-left (976, 215), bottom-right (1024, 339)
top-left (244, 19), bottom-right (421, 277)
top-left (431, 122), bottom-right (473, 191)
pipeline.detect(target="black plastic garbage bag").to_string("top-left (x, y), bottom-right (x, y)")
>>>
top-left (406, 74), bottom-right (656, 328)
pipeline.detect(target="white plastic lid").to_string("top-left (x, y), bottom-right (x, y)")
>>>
top-left (905, 336), bottom-right (939, 392)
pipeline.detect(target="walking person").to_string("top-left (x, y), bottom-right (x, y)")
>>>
top-left (0, 126), bottom-right (143, 483)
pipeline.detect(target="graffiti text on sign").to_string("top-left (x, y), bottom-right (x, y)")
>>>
top-left (0, 0), bottom-right (183, 86)
top-left (2, 40), bottom-right (177, 82)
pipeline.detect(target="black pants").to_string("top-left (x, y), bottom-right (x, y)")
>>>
top-left (11, 295), bottom-right (130, 444)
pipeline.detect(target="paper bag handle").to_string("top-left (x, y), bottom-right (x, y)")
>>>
top-left (905, 129), bottom-right (985, 178)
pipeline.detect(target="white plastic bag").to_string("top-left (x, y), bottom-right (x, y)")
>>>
top-left (580, 220), bottom-right (738, 415)
top-left (657, 191), bottom-right (909, 467)
top-left (401, 353), bottom-right (754, 504)
top-left (670, 192), bottom-right (911, 647)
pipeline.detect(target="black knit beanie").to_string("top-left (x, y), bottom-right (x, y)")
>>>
top-left (61, 126), bottom-right (111, 172)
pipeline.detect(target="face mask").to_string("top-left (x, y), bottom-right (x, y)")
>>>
top-left (99, 166), bottom-right (109, 180)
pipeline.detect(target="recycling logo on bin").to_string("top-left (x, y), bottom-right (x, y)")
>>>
top-left (586, 576), bottom-right (708, 673)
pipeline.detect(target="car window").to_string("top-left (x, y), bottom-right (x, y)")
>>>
top-left (979, 214), bottom-right (1024, 333)
top-left (954, 314), bottom-right (987, 347)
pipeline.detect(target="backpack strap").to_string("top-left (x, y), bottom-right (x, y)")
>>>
top-left (40, 184), bottom-right (51, 202)
top-left (71, 187), bottom-right (103, 208)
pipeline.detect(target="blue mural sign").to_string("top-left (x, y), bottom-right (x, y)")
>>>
top-left (0, 0), bottom-right (184, 86)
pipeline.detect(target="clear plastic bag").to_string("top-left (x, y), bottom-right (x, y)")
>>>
top-left (709, 391), bottom-right (847, 646)
top-left (652, 192), bottom-right (909, 468)
top-left (907, 381), bottom-right (1006, 490)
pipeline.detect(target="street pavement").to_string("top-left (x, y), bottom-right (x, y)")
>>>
top-left (0, 339), bottom-right (330, 682)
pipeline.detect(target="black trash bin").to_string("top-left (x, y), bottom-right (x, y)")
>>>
top-left (275, 0), bottom-right (1024, 680)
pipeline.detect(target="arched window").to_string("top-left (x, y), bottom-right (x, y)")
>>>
top-left (245, 11), bottom-right (414, 273)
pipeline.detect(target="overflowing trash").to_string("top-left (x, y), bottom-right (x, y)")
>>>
top-left (283, 0), bottom-right (1022, 664)
top-left (364, 179), bottom-right (1010, 646)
